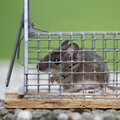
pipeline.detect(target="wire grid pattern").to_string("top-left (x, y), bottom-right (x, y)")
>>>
top-left (24, 32), bottom-right (120, 99)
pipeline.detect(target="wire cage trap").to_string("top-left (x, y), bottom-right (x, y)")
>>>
top-left (5, 0), bottom-right (120, 108)
top-left (26, 31), bottom-right (120, 99)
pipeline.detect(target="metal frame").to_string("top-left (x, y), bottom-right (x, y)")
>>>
top-left (24, 0), bottom-right (29, 76)
top-left (6, 11), bottom-right (24, 87)
top-left (6, 0), bottom-right (30, 88)
top-left (24, 31), bottom-right (120, 99)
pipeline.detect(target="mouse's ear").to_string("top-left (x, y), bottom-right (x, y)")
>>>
top-left (68, 43), bottom-right (79, 50)
top-left (65, 43), bottom-right (79, 60)
top-left (60, 40), bottom-right (69, 49)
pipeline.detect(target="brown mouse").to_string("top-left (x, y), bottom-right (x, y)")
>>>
top-left (37, 40), bottom-right (120, 92)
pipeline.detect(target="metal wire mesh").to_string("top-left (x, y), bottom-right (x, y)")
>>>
top-left (23, 31), bottom-right (120, 99)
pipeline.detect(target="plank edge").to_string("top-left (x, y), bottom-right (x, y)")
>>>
top-left (5, 91), bottom-right (120, 109)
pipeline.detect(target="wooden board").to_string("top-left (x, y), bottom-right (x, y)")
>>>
top-left (5, 91), bottom-right (120, 109)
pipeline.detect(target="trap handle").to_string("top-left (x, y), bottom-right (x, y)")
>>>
top-left (6, 11), bottom-right (24, 87)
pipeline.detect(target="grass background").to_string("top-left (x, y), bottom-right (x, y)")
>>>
top-left (0, 0), bottom-right (120, 61)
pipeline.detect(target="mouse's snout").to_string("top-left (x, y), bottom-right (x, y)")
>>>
top-left (36, 63), bottom-right (48, 71)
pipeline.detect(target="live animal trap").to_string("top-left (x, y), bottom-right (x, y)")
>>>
top-left (5, 0), bottom-right (120, 108)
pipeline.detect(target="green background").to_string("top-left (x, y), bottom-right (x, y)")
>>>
top-left (0, 0), bottom-right (120, 60)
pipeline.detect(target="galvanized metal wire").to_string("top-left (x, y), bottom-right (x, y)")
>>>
top-left (23, 31), bottom-right (120, 99)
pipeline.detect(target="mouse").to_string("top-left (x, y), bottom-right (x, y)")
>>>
top-left (37, 40), bottom-right (120, 92)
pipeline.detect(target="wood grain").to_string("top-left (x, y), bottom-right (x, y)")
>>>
top-left (5, 91), bottom-right (120, 109)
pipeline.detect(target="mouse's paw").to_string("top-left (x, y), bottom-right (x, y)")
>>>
top-left (50, 76), bottom-right (55, 83)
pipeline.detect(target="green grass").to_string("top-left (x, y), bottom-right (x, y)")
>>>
top-left (0, 0), bottom-right (120, 65)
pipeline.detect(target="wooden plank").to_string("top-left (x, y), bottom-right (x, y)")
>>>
top-left (5, 91), bottom-right (120, 109)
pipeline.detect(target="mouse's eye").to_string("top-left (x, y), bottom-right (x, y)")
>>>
top-left (54, 58), bottom-right (60, 65)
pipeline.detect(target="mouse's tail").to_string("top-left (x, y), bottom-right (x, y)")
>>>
top-left (107, 85), bottom-right (120, 91)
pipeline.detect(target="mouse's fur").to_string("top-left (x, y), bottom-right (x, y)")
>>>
top-left (37, 40), bottom-right (110, 91)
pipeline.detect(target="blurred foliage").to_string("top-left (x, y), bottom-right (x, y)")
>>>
top-left (0, 0), bottom-right (120, 60)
